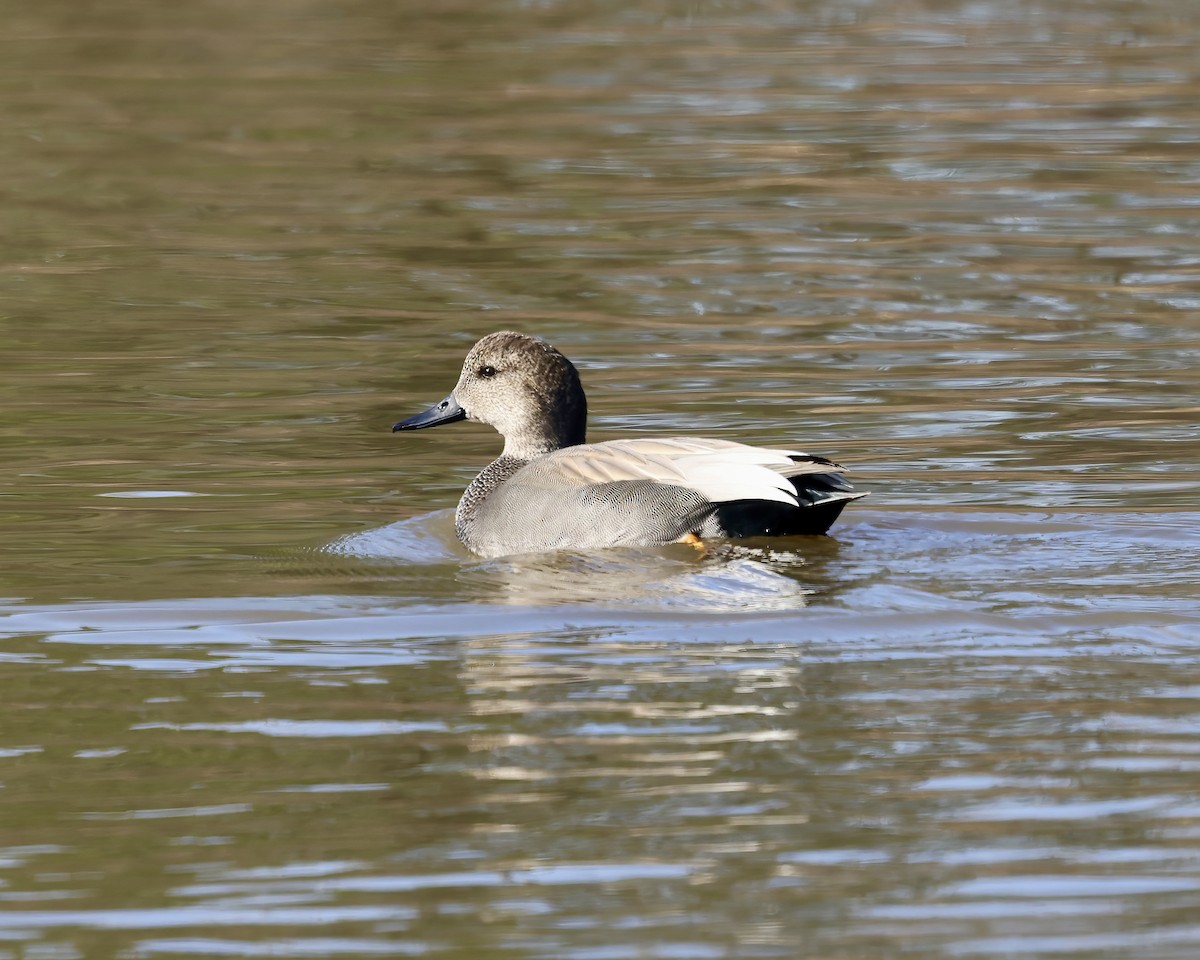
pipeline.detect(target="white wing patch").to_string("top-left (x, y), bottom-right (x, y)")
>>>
top-left (670, 457), bottom-right (800, 506)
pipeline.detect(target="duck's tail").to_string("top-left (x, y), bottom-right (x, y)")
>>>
top-left (785, 454), bottom-right (868, 535)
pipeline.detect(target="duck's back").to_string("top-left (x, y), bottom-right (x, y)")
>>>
top-left (458, 437), bottom-right (864, 558)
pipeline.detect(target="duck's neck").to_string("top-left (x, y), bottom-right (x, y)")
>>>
top-left (502, 435), bottom-right (579, 460)
top-left (500, 386), bottom-right (587, 460)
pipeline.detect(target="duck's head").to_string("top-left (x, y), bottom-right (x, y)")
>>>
top-left (392, 331), bottom-right (588, 459)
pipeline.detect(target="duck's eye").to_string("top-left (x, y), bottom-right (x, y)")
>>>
top-left (478, 365), bottom-right (497, 379)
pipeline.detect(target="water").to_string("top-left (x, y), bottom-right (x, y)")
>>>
top-left (2, 0), bottom-right (1199, 957)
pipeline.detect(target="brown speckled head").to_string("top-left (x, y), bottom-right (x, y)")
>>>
top-left (450, 331), bottom-right (587, 459)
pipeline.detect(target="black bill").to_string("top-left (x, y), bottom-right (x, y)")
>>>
top-left (392, 394), bottom-right (467, 432)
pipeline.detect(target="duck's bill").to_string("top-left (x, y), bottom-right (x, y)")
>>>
top-left (392, 394), bottom-right (467, 432)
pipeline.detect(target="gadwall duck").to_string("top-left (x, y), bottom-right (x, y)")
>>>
top-left (393, 331), bottom-right (866, 558)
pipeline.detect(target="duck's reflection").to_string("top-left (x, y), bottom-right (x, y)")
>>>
top-left (332, 509), bottom-right (860, 610)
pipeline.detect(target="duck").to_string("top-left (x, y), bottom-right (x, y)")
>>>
top-left (392, 331), bottom-right (866, 558)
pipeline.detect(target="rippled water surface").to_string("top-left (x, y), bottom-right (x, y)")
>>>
top-left (2, 1), bottom-right (1199, 957)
